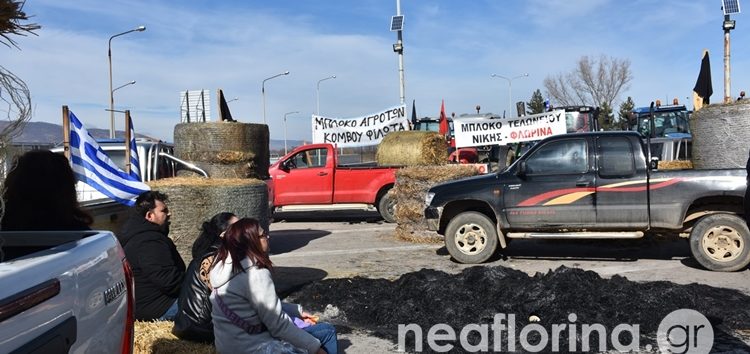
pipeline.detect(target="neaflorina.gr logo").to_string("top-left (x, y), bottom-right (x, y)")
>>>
top-left (397, 309), bottom-right (715, 353)
top-left (656, 309), bottom-right (713, 354)
top-left (398, 313), bottom-right (642, 353)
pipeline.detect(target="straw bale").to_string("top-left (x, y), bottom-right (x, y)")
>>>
top-left (658, 160), bottom-right (693, 170)
top-left (177, 151), bottom-right (255, 164)
top-left (392, 165), bottom-right (481, 242)
top-left (147, 177), bottom-right (269, 261)
top-left (177, 162), bottom-right (252, 179)
top-left (376, 131), bottom-right (448, 166)
top-left (690, 100), bottom-right (750, 169)
top-left (134, 320), bottom-right (215, 354)
top-left (174, 122), bottom-right (270, 179)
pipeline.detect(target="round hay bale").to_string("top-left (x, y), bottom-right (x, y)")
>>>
top-left (690, 100), bottom-right (750, 169)
top-left (393, 165), bottom-right (480, 242)
top-left (178, 162), bottom-right (251, 179)
top-left (174, 122), bottom-right (269, 179)
top-left (376, 131), bottom-right (448, 166)
top-left (148, 177), bottom-right (269, 261)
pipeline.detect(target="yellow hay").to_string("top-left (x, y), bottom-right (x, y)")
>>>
top-left (376, 131), bottom-right (448, 166)
top-left (147, 177), bottom-right (266, 188)
top-left (134, 320), bottom-right (215, 354)
top-left (658, 160), bottom-right (693, 170)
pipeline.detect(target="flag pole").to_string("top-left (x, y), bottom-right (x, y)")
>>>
top-left (124, 110), bottom-right (132, 174)
top-left (217, 89), bottom-right (224, 122)
top-left (62, 105), bottom-right (70, 161)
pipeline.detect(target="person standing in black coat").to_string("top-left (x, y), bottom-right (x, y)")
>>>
top-left (118, 191), bottom-right (185, 321)
top-left (172, 212), bottom-right (238, 342)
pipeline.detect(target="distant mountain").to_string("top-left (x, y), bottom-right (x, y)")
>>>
top-left (3, 121), bottom-right (304, 151)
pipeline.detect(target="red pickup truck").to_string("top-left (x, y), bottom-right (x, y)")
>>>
top-left (269, 143), bottom-right (399, 222)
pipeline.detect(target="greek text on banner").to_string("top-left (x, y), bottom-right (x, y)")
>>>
top-left (453, 110), bottom-right (566, 148)
top-left (312, 105), bottom-right (410, 147)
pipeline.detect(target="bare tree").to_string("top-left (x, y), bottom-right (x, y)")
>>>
top-left (0, 0), bottom-right (39, 179)
top-left (0, 0), bottom-right (39, 48)
top-left (544, 55), bottom-right (633, 109)
top-left (0, 65), bottom-right (31, 143)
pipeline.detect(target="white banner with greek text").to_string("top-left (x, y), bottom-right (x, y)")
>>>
top-left (453, 109), bottom-right (566, 148)
top-left (312, 105), bottom-right (410, 147)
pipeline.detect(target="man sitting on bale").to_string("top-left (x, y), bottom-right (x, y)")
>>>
top-left (118, 190), bottom-right (186, 321)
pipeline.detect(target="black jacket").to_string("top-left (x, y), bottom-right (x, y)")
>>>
top-left (118, 214), bottom-right (185, 321)
top-left (172, 248), bottom-right (217, 342)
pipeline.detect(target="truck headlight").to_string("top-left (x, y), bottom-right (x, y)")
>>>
top-left (424, 192), bottom-right (435, 206)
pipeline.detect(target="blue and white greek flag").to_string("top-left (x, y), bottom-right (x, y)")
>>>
top-left (128, 116), bottom-right (141, 180)
top-left (68, 111), bottom-right (150, 206)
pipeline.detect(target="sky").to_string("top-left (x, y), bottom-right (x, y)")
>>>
top-left (3, 0), bottom-right (748, 142)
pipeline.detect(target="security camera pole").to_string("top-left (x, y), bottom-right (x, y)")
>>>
top-left (721, 0), bottom-right (741, 103)
top-left (391, 0), bottom-right (405, 105)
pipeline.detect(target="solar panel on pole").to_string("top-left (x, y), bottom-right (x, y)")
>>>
top-left (723, 0), bottom-right (741, 15)
top-left (390, 15), bottom-right (404, 32)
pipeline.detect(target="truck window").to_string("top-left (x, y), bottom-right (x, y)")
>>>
top-left (598, 137), bottom-right (635, 178)
top-left (290, 148), bottom-right (327, 169)
top-left (525, 139), bottom-right (587, 175)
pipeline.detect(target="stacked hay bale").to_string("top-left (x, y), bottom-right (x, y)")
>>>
top-left (690, 100), bottom-right (750, 169)
top-left (393, 165), bottom-right (480, 242)
top-left (148, 177), bottom-right (269, 262)
top-left (376, 130), bottom-right (448, 166)
top-left (174, 122), bottom-right (269, 178)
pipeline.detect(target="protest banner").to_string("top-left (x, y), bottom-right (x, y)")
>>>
top-left (453, 109), bottom-right (566, 148)
top-left (312, 105), bottom-right (409, 147)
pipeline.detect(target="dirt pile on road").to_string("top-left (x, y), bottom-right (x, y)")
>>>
top-left (289, 266), bottom-right (750, 353)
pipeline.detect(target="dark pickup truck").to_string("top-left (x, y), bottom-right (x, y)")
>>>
top-left (424, 131), bottom-right (750, 272)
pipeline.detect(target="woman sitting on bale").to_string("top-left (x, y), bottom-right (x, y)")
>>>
top-left (209, 218), bottom-right (337, 354)
top-left (172, 212), bottom-right (238, 342)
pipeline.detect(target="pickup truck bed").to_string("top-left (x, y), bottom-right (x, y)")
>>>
top-left (0, 231), bottom-right (134, 353)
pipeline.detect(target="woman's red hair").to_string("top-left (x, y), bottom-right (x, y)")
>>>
top-left (213, 218), bottom-right (272, 275)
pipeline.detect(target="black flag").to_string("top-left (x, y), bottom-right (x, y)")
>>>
top-left (218, 89), bottom-right (235, 122)
top-left (692, 50), bottom-right (712, 109)
top-left (410, 99), bottom-right (417, 126)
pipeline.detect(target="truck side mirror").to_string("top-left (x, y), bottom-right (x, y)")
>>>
top-left (517, 161), bottom-right (528, 177)
top-left (280, 160), bottom-right (292, 171)
top-left (649, 157), bottom-right (659, 170)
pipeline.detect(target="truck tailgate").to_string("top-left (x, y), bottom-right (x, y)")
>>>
top-left (0, 232), bottom-right (129, 353)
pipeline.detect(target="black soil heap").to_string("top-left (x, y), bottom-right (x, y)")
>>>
top-left (289, 266), bottom-right (750, 353)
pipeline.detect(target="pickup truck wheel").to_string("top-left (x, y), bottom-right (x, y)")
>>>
top-left (445, 212), bottom-right (498, 264)
top-left (377, 191), bottom-right (397, 223)
top-left (689, 214), bottom-right (750, 272)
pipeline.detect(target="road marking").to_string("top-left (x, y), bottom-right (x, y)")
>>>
top-left (271, 244), bottom-right (441, 259)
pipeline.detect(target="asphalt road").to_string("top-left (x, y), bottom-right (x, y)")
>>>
top-left (269, 210), bottom-right (750, 353)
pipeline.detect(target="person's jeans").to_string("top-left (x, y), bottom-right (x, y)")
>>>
top-left (158, 299), bottom-right (179, 321)
top-left (304, 323), bottom-right (338, 354)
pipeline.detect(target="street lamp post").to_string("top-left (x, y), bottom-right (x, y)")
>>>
top-left (316, 75), bottom-right (336, 115)
top-left (262, 71), bottom-right (290, 125)
top-left (113, 80), bottom-right (136, 94)
top-left (283, 111), bottom-right (299, 155)
top-left (108, 25), bottom-right (146, 139)
top-left (490, 73), bottom-right (529, 118)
